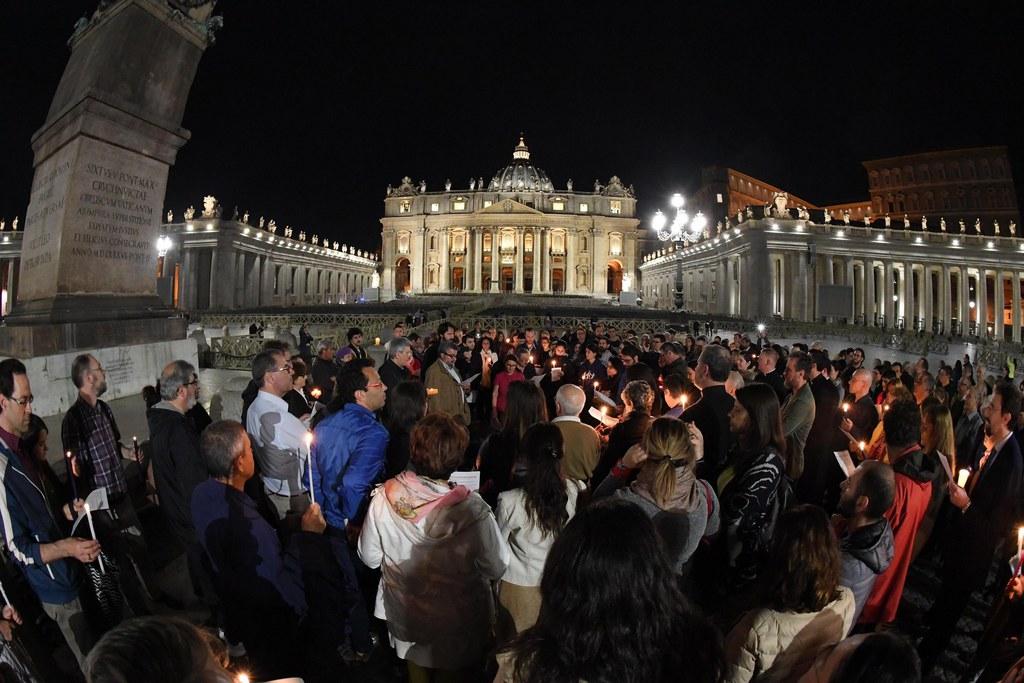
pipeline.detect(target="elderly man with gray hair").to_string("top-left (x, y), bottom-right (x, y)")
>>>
top-left (841, 367), bottom-right (879, 446)
top-left (147, 359), bottom-right (213, 606)
top-left (552, 384), bottom-right (601, 482)
top-left (379, 337), bottom-right (413, 399)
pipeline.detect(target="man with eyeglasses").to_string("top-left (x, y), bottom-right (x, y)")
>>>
top-left (147, 360), bottom-right (215, 612)
top-left (246, 349), bottom-right (311, 520)
top-left (61, 353), bottom-right (162, 611)
top-left (424, 340), bottom-right (471, 426)
top-left (0, 358), bottom-right (99, 670)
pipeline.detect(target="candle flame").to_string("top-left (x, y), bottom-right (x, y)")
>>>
top-left (858, 441), bottom-right (867, 452)
top-left (842, 403), bottom-right (850, 412)
top-left (304, 432), bottom-right (314, 448)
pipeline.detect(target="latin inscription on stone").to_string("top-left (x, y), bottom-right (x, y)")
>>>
top-left (18, 136), bottom-right (169, 300)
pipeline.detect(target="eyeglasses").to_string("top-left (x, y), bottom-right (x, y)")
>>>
top-left (443, 352), bottom-right (458, 360)
top-left (9, 395), bottom-right (33, 407)
top-left (269, 363), bottom-right (293, 373)
top-left (184, 379), bottom-right (199, 387)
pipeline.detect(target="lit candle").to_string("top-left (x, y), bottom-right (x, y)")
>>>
top-left (65, 451), bottom-right (78, 500)
top-left (842, 403), bottom-right (850, 413)
top-left (374, 337), bottom-right (381, 346)
top-left (957, 468), bottom-right (970, 488)
top-left (593, 381), bottom-right (600, 390)
top-left (529, 355), bottom-right (534, 364)
top-left (1017, 526), bottom-right (1023, 560)
top-left (83, 503), bottom-right (105, 575)
top-left (132, 435), bottom-right (140, 464)
top-left (427, 387), bottom-right (439, 396)
top-left (681, 394), bottom-right (689, 407)
top-left (304, 433), bottom-right (315, 505)
top-left (883, 404), bottom-right (890, 412)
top-left (237, 674), bottom-right (250, 683)
top-left (0, 579), bottom-right (11, 607)
top-left (310, 387), bottom-right (322, 400)
top-left (858, 441), bottom-right (867, 452)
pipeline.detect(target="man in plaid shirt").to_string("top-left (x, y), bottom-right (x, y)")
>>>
top-left (61, 353), bottom-right (161, 609)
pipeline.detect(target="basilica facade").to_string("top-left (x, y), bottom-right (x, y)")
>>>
top-left (379, 137), bottom-right (640, 301)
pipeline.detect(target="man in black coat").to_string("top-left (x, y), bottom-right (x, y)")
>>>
top-left (379, 338), bottom-right (413, 394)
top-left (147, 360), bottom-right (217, 609)
top-left (754, 347), bottom-right (787, 403)
top-left (918, 381), bottom-right (1024, 673)
top-left (798, 350), bottom-right (841, 507)
top-left (683, 344), bottom-right (735, 482)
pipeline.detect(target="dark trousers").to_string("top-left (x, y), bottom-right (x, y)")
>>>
top-left (325, 527), bottom-right (373, 652)
top-left (918, 578), bottom-right (973, 673)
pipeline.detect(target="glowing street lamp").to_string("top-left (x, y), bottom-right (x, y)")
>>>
top-left (651, 193), bottom-right (708, 310)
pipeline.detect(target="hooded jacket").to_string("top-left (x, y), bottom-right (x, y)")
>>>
top-left (147, 401), bottom-right (208, 541)
top-left (860, 447), bottom-right (938, 624)
top-left (358, 477), bottom-right (509, 669)
top-left (839, 517), bottom-right (894, 623)
top-left (0, 436), bottom-right (80, 605)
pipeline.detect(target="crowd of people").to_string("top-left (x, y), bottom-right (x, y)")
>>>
top-left (0, 320), bottom-right (1023, 682)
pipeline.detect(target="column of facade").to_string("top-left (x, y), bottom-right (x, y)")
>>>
top-left (234, 252), bottom-right (246, 307)
top-left (994, 270), bottom-right (1005, 339)
top-left (412, 227), bottom-right (426, 292)
top-left (439, 230), bottom-right (450, 291)
top-left (208, 247), bottom-right (220, 309)
top-left (566, 230), bottom-right (577, 293)
top-left (923, 266), bottom-right (933, 333)
top-left (514, 228), bottom-right (525, 293)
top-left (977, 269), bottom-right (988, 337)
top-left (1012, 271), bottom-right (1022, 343)
top-left (182, 248), bottom-right (196, 310)
top-left (490, 227), bottom-right (499, 292)
top-left (246, 253), bottom-right (260, 306)
top-left (530, 228), bottom-right (541, 293)
top-left (903, 261), bottom-right (915, 331)
top-left (959, 266), bottom-right (970, 334)
top-left (825, 255), bottom-right (835, 285)
top-left (591, 228), bottom-right (605, 296)
top-left (883, 262), bottom-right (895, 327)
top-left (940, 265), bottom-right (952, 335)
top-left (261, 256), bottom-right (274, 306)
top-left (865, 261), bottom-right (875, 325)
top-left (539, 229), bottom-right (549, 293)
top-left (470, 228), bottom-right (481, 292)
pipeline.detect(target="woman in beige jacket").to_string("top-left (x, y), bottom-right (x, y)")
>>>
top-left (725, 505), bottom-right (855, 683)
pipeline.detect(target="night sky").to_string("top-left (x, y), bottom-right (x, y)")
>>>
top-left (1, 2), bottom-right (1022, 252)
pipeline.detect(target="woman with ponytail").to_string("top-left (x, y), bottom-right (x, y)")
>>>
top-left (496, 423), bottom-right (584, 633)
top-left (594, 417), bottom-right (720, 575)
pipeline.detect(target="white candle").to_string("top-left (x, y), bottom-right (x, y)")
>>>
top-left (0, 579), bottom-right (10, 607)
top-left (1017, 527), bottom-right (1023, 559)
top-left (957, 468), bottom-right (970, 488)
top-left (83, 503), bottom-right (105, 575)
top-left (304, 433), bottom-right (315, 505)
top-left (842, 403), bottom-right (850, 413)
top-left (858, 441), bottom-right (867, 452)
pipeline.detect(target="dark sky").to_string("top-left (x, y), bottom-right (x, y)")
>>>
top-left (2, 2), bottom-right (1022, 251)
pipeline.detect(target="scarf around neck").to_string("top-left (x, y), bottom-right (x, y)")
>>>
top-left (631, 459), bottom-right (702, 513)
top-left (384, 470), bottom-right (470, 523)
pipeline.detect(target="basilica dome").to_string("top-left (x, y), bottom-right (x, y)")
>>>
top-left (490, 136), bottom-right (555, 192)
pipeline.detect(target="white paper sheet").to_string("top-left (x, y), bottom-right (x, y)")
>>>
top-left (834, 450), bottom-right (856, 479)
top-left (71, 488), bottom-right (110, 536)
top-left (449, 471), bottom-right (481, 491)
top-left (588, 406), bottom-right (619, 428)
top-left (592, 389), bottom-right (616, 408)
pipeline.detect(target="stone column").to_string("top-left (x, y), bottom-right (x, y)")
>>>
top-left (592, 228), bottom-right (606, 297)
top-left (536, 229), bottom-right (544, 294)
top-left (960, 266), bottom-right (970, 334)
top-left (490, 227), bottom-right (499, 292)
top-left (413, 227), bottom-right (426, 292)
top-left (262, 256), bottom-right (274, 306)
top-left (566, 230), bottom-right (577, 293)
top-left (439, 230), bottom-right (450, 291)
top-left (539, 229), bottom-right (549, 293)
top-left (909, 262), bottom-right (917, 331)
top-left (865, 262), bottom-right (875, 325)
top-left (977, 269), bottom-right (988, 337)
top-left (182, 248), bottom-right (196, 310)
top-left (883, 262), bottom-right (894, 327)
top-left (466, 229), bottom-right (475, 292)
top-left (1012, 272), bottom-right (1022, 343)
top-left (994, 270), bottom-right (1005, 340)
top-left (825, 255), bottom-right (835, 285)
top-left (474, 227), bottom-right (484, 292)
top-left (208, 247), bottom-right (220, 309)
top-left (514, 227), bottom-right (525, 293)
top-left (941, 265), bottom-right (952, 335)
top-left (234, 252), bottom-right (245, 307)
top-left (923, 266), bottom-right (933, 333)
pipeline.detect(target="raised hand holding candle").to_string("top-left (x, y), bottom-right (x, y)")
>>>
top-left (957, 468), bottom-right (970, 488)
top-left (83, 503), bottom-right (105, 575)
top-left (842, 402), bottom-right (850, 413)
top-left (858, 441), bottom-right (867, 453)
top-left (304, 433), bottom-right (316, 505)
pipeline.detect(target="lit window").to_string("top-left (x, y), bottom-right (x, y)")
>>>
top-left (552, 200), bottom-right (565, 211)
top-left (399, 200), bottom-right (411, 214)
top-left (579, 202), bottom-right (589, 213)
top-left (430, 202), bottom-right (440, 212)
top-left (453, 201), bottom-right (466, 211)
top-left (483, 200), bottom-right (492, 208)
top-left (610, 200), bottom-right (622, 214)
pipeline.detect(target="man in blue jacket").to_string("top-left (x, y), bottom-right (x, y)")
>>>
top-left (0, 359), bottom-right (100, 670)
top-left (312, 360), bottom-right (388, 661)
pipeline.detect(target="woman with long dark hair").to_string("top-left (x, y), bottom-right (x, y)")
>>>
top-left (478, 382), bottom-right (549, 508)
top-left (724, 505), bottom-right (855, 682)
top-left (497, 498), bottom-right (724, 683)
top-left (496, 424), bottom-right (583, 633)
top-left (715, 383), bottom-right (787, 596)
top-left (383, 380), bottom-right (428, 478)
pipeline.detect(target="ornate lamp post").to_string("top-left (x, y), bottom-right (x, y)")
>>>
top-left (156, 235), bottom-right (173, 278)
top-left (650, 193), bottom-right (707, 311)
